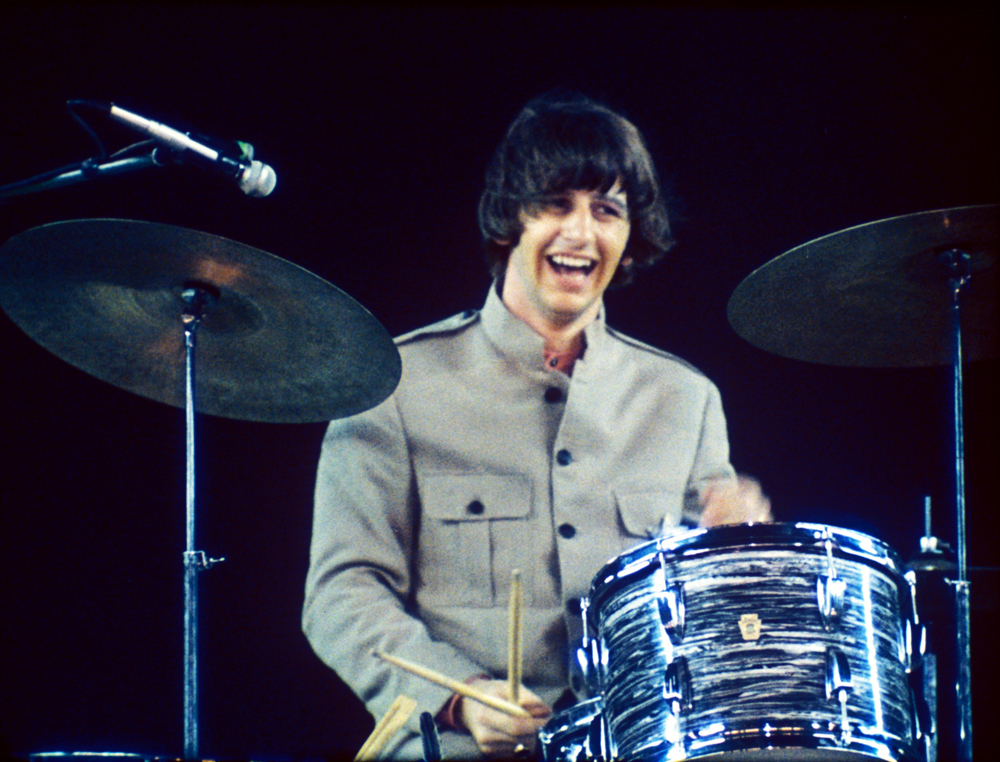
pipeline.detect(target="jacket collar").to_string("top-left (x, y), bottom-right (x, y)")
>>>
top-left (480, 280), bottom-right (607, 373)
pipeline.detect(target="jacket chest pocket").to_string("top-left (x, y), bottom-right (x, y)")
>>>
top-left (416, 473), bottom-right (533, 607)
top-left (613, 488), bottom-right (685, 554)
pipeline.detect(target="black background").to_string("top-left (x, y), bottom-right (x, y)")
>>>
top-left (1, 5), bottom-right (997, 761)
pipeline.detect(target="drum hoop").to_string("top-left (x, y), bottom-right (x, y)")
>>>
top-left (588, 522), bottom-right (907, 613)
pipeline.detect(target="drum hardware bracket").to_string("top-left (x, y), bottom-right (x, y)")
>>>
top-left (572, 637), bottom-right (604, 698)
top-left (817, 574), bottom-right (846, 630)
top-left (825, 647), bottom-right (854, 743)
top-left (817, 528), bottom-right (846, 630)
top-left (915, 496), bottom-right (955, 568)
top-left (183, 550), bottom-right (225, 571)
top-left (663, 656), bottom-right (693, 713)
top-left (656, 553), bottom-right (686, 643)
top-left (657, 584), bottom-right (686, 643)
top-left (180, 282), bottom-right (220, 323)
top-left (662, 656), bottom-right (692, 755)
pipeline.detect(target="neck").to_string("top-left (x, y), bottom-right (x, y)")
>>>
top-left (531, 316), bottom-right (588, 355)
top-left (500, 283), bottom-right (597, 354)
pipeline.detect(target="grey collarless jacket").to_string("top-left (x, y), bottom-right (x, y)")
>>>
top-left (303, 284), bottom-right (735, 757)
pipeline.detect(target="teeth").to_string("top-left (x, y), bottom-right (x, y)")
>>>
top-left (549, 254), bottom-right (595, 270)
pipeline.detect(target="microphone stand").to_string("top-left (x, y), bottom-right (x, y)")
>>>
top-left (0, 154), bottom-right (165, 202)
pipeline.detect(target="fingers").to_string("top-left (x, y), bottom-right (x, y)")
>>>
top-left (700, 474), bottom-right (772, 527)
top-left (732, 476), bottom-right (772, 522)
top-left (458, 679), bottom-right (551, 757)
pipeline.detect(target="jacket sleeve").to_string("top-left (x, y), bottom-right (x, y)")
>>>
top-left (301, 394), bottom-right (485, 737)
top-left (680, 379), bottom-right (737, 527)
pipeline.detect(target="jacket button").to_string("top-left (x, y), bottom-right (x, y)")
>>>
top-left (558, 523), bottom-right (576, 539)
top-left (544, 386), bottom-right (563, 403)
top-left (467, 500), bottom-right (485, 515)
top-left (556, 449), bottom-right (573, 466)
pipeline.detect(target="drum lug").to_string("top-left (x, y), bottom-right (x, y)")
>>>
top-left (586, 710), bottom-right (616, 762)
top-left (826, 647), bottom-right (854, 743)
top-left (663, 655), bottom-right (693, 713)
top-left (902, 570), bottom-right (923, 673)
top-left (901, 618), bottom-right (921, 673)
top-left (817, 574), bottom-right (846, 630)
top-left (657, 583), bottom-right (686, 643)
top-left (572, 636), bottom-right (605, 697)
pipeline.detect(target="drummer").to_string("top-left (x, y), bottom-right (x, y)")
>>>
top-left (302, 92), bottom-right (771, 759)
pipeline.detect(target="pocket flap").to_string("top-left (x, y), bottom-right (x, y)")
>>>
top-left (613, 488), bottom-right (678, 537)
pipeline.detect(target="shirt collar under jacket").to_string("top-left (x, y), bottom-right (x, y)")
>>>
top-left (479, 280), bottom-right (608, 375)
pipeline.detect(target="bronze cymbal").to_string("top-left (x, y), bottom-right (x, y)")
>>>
top-left (0, 219), bottom-right (401, 422)
top-left (727, 204), bottom-right (998, 367)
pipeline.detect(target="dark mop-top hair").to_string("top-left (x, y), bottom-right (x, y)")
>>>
top-left (478, 92), bottom-right (674, 287)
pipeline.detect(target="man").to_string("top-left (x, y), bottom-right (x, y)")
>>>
top-left (303, 93), bottom-right (770, 759)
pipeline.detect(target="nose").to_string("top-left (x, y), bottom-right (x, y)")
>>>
top-left (560, 203), bottom-right (596, 247)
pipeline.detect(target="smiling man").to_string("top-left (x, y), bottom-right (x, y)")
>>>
top-left (500, 182), bottom-right (630, 355)
top-left (303, 93), bottom-right (770, 759)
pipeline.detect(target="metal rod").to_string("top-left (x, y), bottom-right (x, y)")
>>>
top-left (945, 248), bottom-right (972, 762)
top-left (0, 155), bottom-right (162, 202)
top-left (178, 287), bottom-right (223, 760)
top-left (182, 308), bottom-right (200, 762)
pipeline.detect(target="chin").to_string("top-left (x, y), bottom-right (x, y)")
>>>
top-left (547, 298), bottom-right (593, 321)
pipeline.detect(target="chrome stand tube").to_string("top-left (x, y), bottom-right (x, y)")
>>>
top-left (943, 249), bottom-right (972, 762)
top-left (180, 288), bottom-right (223, 761)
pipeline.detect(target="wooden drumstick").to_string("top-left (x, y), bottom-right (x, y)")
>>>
top-left (354, 694), bottom-right (418, 760)
top-left (374, 651), bottom-right (531, 718)
top-left (507, 569), bottom-right (523, 703)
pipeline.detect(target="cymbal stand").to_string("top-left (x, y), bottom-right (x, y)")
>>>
top-left (181, 286), bottom-right (224, 761)
top-left (942, 249), bottom-right (972, 762)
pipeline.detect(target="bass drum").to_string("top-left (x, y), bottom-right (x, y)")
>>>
top-left (586, 523), bottom-right (925, 761)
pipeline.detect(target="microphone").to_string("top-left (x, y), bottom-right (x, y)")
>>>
top-left (108, 104), bottom-right (276, 197)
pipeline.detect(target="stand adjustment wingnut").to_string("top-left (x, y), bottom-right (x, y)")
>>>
top-left (183, 550), bottom-right (225, 570)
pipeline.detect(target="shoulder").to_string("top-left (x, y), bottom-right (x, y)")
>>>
top-left (395, 309), bottom-right (482, 348)
top-left (602, 324), bottom-right (709, 380)
top-left (392, 309), bottom-right (486, 381)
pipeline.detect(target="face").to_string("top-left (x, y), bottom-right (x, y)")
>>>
top-left (501, 183), bottom-right (631, 331)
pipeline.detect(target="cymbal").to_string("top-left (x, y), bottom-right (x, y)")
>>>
top-left (727, 204), bottom-right (998, 367)
top-left (0, 219), bottom-right (402, 422)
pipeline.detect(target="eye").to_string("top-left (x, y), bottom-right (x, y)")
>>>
top-left (595, 201), bottom-right (626, 219)
top-left (543, 195), bottom-right (573, 213)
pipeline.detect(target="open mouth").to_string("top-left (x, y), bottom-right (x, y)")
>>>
top-left (546, 254), bottom-right (597, 276)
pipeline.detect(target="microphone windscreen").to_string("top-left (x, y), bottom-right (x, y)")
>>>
top-left (240, 160), bottom-right (277, 197)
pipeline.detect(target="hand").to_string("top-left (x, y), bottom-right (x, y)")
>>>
top-left (699, 474), bottom-right (772, 527)
top-left (456, 678), bottom-right (551, 758)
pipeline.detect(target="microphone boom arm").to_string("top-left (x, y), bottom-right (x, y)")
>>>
top-left (0, 154), bottom-right (165, 203)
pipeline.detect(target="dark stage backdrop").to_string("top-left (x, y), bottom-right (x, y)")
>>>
top-left (1, 6), bottom-right (996, 761)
